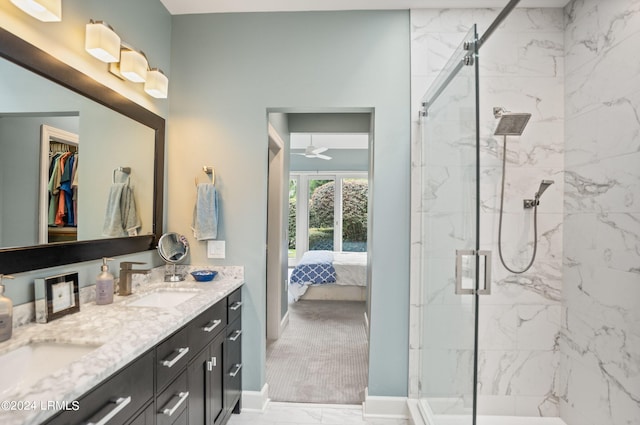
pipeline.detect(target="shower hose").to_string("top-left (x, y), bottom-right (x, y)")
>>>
top-left (497, 135), bottom-right (539, 274)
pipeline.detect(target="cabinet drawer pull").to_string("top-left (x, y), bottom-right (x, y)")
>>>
top-left (86, 396), bottom-right (131, 425)
top-left (229, 301), bottom-right (243, 311)
top-left (160, 347), bottom-right (189, 368)
top-left (160, 391), bottom-right (189, 417)
top-left (202, 319), bottom-right (222, 332)
top-left (228, 329), bottom-right (242, 341)
top-left (229, 363), bottom-right (242, 377)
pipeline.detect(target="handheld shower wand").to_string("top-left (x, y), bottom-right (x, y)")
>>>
top-left (536, 180), bottom-right (554, 198)
top-left (524, 179), bottom-right (555, 209)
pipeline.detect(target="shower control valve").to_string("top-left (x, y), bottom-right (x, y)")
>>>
top-left (523, 199), bottom-right (538, 209)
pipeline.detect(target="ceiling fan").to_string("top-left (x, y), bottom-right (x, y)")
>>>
top-left (293, 136), bottom-right (332, 160)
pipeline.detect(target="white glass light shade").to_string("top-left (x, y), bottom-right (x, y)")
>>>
top-left (119, 49), bottom-right (148, 83)
top-left (85, 22), bottom-right (121, 63)
top-left (144, 69), bottom-right (169, 99)
top-left (10, 0), bottom-right (61, 22)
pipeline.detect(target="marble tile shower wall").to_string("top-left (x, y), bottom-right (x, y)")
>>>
top-left (410, 8), bottom-right (565, 417)
top-left (561, 1), bottom-right (640, 424)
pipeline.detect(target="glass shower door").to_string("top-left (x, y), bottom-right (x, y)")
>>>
top-left (417, 25), bottom-right (480, 425)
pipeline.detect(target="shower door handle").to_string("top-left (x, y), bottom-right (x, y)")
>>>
top-left (477, 250), bottom-right (492, 295)
top-left (455, 250), bottom-right (475, 295)
top-left (455, 250), bottom-right (492, 295)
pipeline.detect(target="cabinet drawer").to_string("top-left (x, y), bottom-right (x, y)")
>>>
top-left (225, 317), bottom-right (242, 361)
top-left (46, 350), bottom-right (154, 425)
top-left (227, 288), bottom-right (242, 324)
top-left (188, 300), bottom-right (226, 359)
top-left (156, 373), bottom-right (189, 425)
top-left (157, 326), bottom-right (190, 391)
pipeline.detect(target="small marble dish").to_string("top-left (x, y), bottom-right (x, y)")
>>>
top-left (191, 270), bottom-right (218, 282)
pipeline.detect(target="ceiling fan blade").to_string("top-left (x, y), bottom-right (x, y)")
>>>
top-left (316, 154), bottom-right (332, 160)
top-left (311, 146), bottom-right (328, 154)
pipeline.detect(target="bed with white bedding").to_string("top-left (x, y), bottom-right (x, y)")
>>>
top-left (288, 250), bottom-right (367, 302)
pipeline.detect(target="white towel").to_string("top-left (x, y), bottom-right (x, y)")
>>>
top-left (192, 183), bottom-right (219, 240)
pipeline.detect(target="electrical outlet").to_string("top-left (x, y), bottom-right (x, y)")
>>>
top-left (207, 240), bottom-right (225, 259)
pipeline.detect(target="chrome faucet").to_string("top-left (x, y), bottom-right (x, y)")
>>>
top-left (118, 261), bottom-right (150, 296)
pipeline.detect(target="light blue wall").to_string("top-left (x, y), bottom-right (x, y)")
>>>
top-left (169, 11), bottom-right (411, 396)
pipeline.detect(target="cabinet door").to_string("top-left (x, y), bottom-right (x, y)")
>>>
top-left (210, 335), bottom-right (225, 425)
top-left (188, 332), bottom-right (224, 425)
top-left (187, 344), bottom-right (210, 425)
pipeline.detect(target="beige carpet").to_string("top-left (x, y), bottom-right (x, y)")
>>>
top-left (266, 300), bottom-right (368, 404)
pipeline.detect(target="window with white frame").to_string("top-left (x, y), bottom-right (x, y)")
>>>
top-left (288, 172), bottom-right (368, 265)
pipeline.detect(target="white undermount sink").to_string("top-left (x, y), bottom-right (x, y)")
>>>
top-left (0, 342), bottom-right (101, 396)
top-left (126, 289), bottom-right (200, 308)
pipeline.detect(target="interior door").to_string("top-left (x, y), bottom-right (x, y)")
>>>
top-left (417, 25), bottom-right (481, 425)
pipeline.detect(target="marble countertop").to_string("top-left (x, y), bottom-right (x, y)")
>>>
top-left (0, 266), bottom-right (244, 425)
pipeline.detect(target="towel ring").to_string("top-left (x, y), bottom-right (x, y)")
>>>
top-left (195, 166), bottom-right (215, 186)
top-left (113, 166), bottom-right (131, 183)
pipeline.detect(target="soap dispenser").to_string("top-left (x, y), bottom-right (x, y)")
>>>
top-left (0, 274), bottom-right (14, 342)
top-left (96, 258), bottom-right (115, 305)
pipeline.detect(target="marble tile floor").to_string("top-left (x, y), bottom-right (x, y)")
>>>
top-left (227, 402), bottom-right (409, 425)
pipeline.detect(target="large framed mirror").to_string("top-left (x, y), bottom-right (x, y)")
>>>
top-left (0, 27), bottom-right (165, 274)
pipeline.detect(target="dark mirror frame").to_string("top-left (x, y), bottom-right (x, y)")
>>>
top-left (0, 27), bottom-right (165, 274)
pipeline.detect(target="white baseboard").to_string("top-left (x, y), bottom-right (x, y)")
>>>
top-left (241, 383), bottom-right (270, 412)
top-left (406, 399), bottom-right (427, 425)
top-left (362, 387), bottom-right (408, 419)
top-left (280, 310), bottom-right (289, 335)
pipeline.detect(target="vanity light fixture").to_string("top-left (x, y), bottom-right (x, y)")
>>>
top-left (144, 68), bottom-right (169, 99)
top-left (10, 0), bottom-right (61, 22)
top-left (93, 32), bottom-right (169, 99)
top-left (118, 46), bottom-right (148, 83)
top-left (85, 20), bottom-right (120, 63)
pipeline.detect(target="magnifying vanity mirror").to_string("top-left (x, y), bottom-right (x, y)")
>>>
top-left (0, 28), bottom-right (164, 274)
top-left (157, 233), bottom-right (189, 282)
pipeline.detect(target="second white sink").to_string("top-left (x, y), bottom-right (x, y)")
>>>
top-left (126, 290), bottom-right (199, 308)
top-left (0, 342), bottom-right (101, 397)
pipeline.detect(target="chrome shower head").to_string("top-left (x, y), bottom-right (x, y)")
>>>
top-left (493, 107), bottom-right (531, 136)
top-left (536, 180), bottom-right (554, 199)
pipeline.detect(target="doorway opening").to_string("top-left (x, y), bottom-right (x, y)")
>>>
top-left (265, 110), bottom-right (372, 404)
